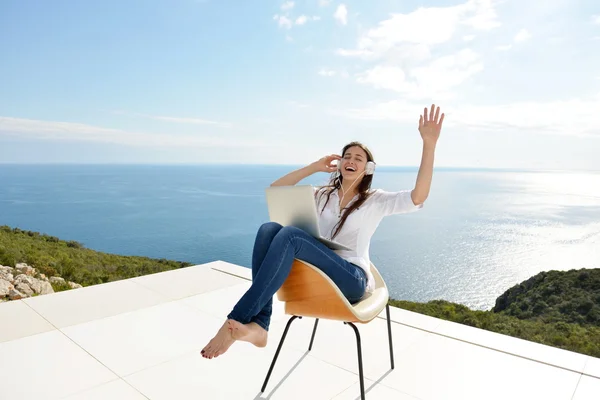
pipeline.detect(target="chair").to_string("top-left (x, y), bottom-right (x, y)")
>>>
top-left (260, 259), bottom-right (395, 400)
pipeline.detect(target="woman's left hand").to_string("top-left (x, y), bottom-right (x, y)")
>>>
top-left (419, 104), bottom-right (444, 145)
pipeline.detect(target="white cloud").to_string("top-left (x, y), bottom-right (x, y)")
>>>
top-left (495, 28), bottom-right (530, 49)
top-left (337, 43), bottom-right (431, 63)
top-left (0, 117), bottom-right (264, 147)
top-left (318, 68), bottom-right (350, 78)
top-left (318, 68), bottom-right (337, 76)
top-left (289, 101), bottom-right (310, 108)
top-left (281, 1), bottom-right (294, 11)
top-left (334, 4), bottom-right (348, 25)
top-left (336, 97), bottom-right (600, 137)
top-left (296, 15), bottom-right (308, 25)
top-left (293, 15), bottom-right (320, 26)
top-left (337, 0), bottom-right (500, 61)
top-left (333, 1), bottom-right (505, 103)
top-left (150, 116), bottom-right (231, 128)
top-left (275, 13), bottom-right (319, 29)
top-left (411, 49), bottom-right (483, 93)
top-left (337, 11), bottom-right (456, 59)
top-left (547, 37), bottom-right (565, 45)
top-left (356, 49), bottom-right (483, 100)
top-left (332, 100), bottom-right (423, 124)
top-left (593, 15), bottom-right (600, 24)
top-left (273, 14), bottom-right (293, 29)
top-left (514, 28), bottom-right (531, 42)
top-left (319, 0), bottom-right (331, 6)
top-left (461, 0), bottom-right (501, 31)
top-left (357, 66), bottom-right (409, 91)
top-left (496, 44), bottom-right (512, 51)
top-left (114, 111), bottom-right (232, 128)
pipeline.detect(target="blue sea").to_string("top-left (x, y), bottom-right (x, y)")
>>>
top-left (1, 165), bottom-right (599, 311)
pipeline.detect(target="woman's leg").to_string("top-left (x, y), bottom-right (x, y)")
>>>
top-left (201, 222), bottom-right (282, 359)
top-left (227, 225), bottom-right (366, 329)
top-left (249, 222), bottom-right (284, 330)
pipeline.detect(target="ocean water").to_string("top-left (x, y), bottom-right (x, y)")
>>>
top-left (1, 164), bottom-right (599, 311)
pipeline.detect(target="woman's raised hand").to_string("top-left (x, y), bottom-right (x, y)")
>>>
top-left (311, 154), bottom-right (342, 173)
top-left (419, 104), bottom-right (444, 145)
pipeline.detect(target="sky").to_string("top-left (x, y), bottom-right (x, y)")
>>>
top-left (1, 0), bottom-right (599, 170)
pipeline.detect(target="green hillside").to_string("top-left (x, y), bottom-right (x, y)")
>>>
top-left (492, 268), bottom-right (600, 326)
top-left (0, 225), bottom-right (191, 286)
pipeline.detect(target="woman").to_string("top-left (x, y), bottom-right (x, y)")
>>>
top-left (201, 104), bottom-right (444, 359)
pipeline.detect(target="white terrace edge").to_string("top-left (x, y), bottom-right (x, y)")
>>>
top-left (206, 260), bottom-right (599, 379)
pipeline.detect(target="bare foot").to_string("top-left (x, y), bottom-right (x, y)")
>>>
top-left (201, 320), bottom-right (236, 359)
top-left (230, 320), bottom-right (268, 348)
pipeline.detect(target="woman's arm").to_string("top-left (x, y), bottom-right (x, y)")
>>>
top-left (411, 104), bottom-right (444, 205)
top-left (270, 164), bottom-right (319, 186)
top-left (411, 142), bottom-right (437, 205)
top-left (270, 154), bottom-right (341, 186)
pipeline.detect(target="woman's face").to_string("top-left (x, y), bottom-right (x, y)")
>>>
top-left (340, 146), bottom-right (368, 179)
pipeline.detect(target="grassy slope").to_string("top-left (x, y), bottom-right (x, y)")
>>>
top-left (0, 226), bottom-right (191, 287)
top-left (492, 268), bottom-right (600, 326)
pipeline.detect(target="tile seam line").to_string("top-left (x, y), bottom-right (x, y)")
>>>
top-left (128, 273), bottom-right (252, 318)
top-left (23, 281), bottom-right (195, 332)
top-left (210, 266), bottom-right (251, 280)
top-left (569, 372), bottom-right (585, 400)
top-left (130, 266), bottom-right (249, 302)
top-left (328, 378), bottom-right (363, 400)
top-left (300, 351), bottom-right (423, 398)
top-left (19, 299), bottom-right (151, 400)
top-left (570, 357), bottom-right (591, 400)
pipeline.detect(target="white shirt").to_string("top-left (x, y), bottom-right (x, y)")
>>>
top-left (313, 186), bottom-right (423, 296)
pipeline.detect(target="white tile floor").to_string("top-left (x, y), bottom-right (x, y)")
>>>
top-left (583, 356), bottom-right (600, 379)
top-left (0, 299), bottom-right (55, 343)
top-left (62, 379), bottom-right (148, 400)
top-left (22, 278), bottom-right (167, 328)
top-left (572, 376), bottom-right (600, 400)
top-left (1, 261), bottom-right (598, 400)
top-left (0, 330), bottom-right (117, 399)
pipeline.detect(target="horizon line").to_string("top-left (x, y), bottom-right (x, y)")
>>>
top-left (0, 162), bottom-right (598, 174)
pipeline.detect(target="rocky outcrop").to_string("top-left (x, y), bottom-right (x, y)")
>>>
top-left (0, 264), bottom-right (82, 302)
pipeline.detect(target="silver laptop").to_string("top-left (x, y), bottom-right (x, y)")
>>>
top-left (265, 185), bottom-right (352, 251)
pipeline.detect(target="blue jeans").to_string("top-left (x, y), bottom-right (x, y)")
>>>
top-left (227, 222), bottom-right (367, 331)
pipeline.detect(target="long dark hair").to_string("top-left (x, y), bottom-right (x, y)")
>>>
top-left (315, 141), bottom-right (375, 240)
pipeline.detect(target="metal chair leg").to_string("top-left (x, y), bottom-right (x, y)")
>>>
top-left (262, 311), bottom-right (389, 399)
top-left (386, 303), bottom-right (395, 370)
top-left (261, 315), bottom-right (301, 393)
top-left (345, 322), bottom-right (365, 400)
top-left (308, 318), bottom-right (319, 351)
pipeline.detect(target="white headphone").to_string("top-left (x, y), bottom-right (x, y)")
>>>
top-left (337, 160), bottom-right (376, 175)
